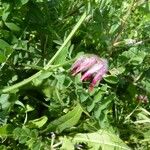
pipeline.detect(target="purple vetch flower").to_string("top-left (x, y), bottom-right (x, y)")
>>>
top-left (71, 54), bottom-right (108, 91)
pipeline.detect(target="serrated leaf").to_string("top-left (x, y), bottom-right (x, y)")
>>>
top-left (61, 130), bottom-right (130, 150)
top-left (79, 92), bottom-right (89, 103)
top-left (45, 103), bottom-right (83, 133)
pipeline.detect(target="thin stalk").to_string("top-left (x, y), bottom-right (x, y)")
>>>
top-left (112, 0), bottom-right (135, 44)
top-left (1, 58), bottom-right (75, 93)
top-left (44, 11), bottom-right (87, 70)
top-left (1, 11), bottom-right (86, 93)
top-left (109, 0), bottom-right (136, 56)
top-left (2, 71), bottom-right (42, 93)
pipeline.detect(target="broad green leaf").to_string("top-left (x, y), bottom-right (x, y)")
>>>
top-left (45, 103), bottom-right (83, 133)
top-left (79, 92), bottom-right (89, 103)
top-left (0, 39), bottom-right (12, 62)
top-left (32, 71), bottom-right (52, 86)
top-left (109, 67), bottom-right (125, 75)
top-left (104, 75), bottom-right (118, 84)
top-left (60, 130), bottom-right (130, 150)
top-left (53, 42), bottom-right (71, 65)
top-left (0, 94), bottom-right (11, 110)
top-left (0, 94), bottom-right (17, 111)
top-left (27, 116), bottom-right (48, 128)
top-left (60, 137), bottom-right (74, 150)
top-left (37, 71), bottom-right (52, 80)
top-left (53, 40), bottom-right (63, 45)
top-left (87, 90), bottom-right (103, 112)
top-left (26, 104), bottom-right (34, 112)
top-left (130, 51), bottom-right (146, 65)
top-left (109, 23), bottom-right (120, 34)
top-left (15, 100), bottom-right (25, 108)
top-left (21, 0), bottom-right (29, 5)
top-left (0, 53), bottom-right (6, 63)
top-left (0, 39), bottom-right (10, 50)
top-left (2, 3), bottom-right (10, 21)
top-left (0, 145), bottom-right (7, 150)
top-left (2, 11), bottom-right (10, 22)
top-left (0, 124), bottom-right (14, 137)
top-left (5, 22), bottom-right (20, 32)
top-left (141, 78), bottom-right (150, 93)
top-left (94, 98), bottom-right (111, 119)
top-left (55, 74), bottom-right (66, 89)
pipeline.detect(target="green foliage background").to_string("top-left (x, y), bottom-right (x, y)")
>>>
top-left (0, 0), bottom-right (150, 149)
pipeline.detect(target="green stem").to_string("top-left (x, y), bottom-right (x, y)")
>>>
top-left (2, 71), bottom-right (42, 93)
top-left (44, 11), bottom-right (87, 70)
top-left (2, 59), bottom-right (75, 93)
top-left (1, 12), bottom-right (86, 94)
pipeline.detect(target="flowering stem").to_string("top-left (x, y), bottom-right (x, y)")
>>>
top-left (2, 11), bottom-right (87, 93)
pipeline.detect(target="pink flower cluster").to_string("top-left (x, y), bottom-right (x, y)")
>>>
top-left (71, 54), bottom-right (108, 91)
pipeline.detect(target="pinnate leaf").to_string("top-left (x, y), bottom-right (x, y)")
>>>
top-left (60, 130), bottom-right (130, 150)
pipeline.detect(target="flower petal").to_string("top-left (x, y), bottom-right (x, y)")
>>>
top-left (89, 72), bottom-right (103, 92)
top-left (81, 62), bottom-right (103, 81)
top-left (72, 56), bottom-right (97, 75)
top-left (88, 59), bottom-right (108, 91)
top-left (71, 54), bottom-right (108, 92)
top-left (71, 56), bottom-right (85, 74)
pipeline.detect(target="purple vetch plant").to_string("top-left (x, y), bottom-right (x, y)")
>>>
top-left (71, 54), bottom-right (108, 91)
